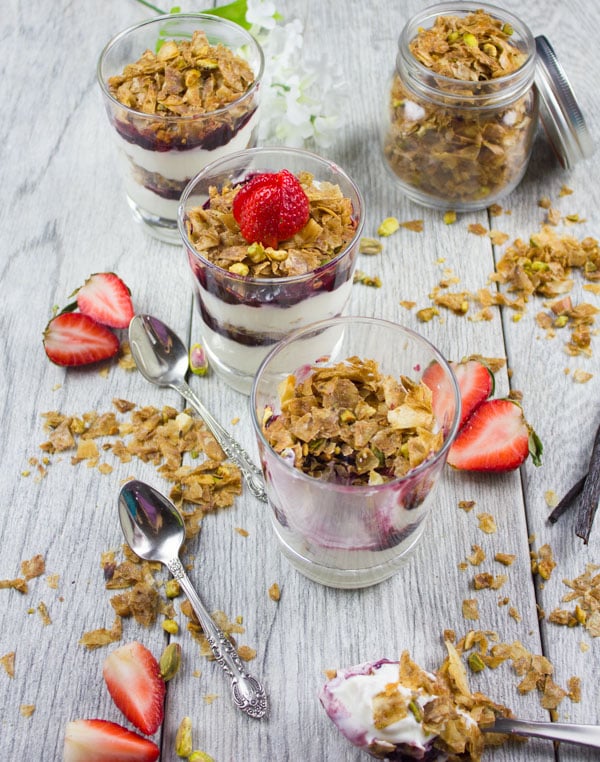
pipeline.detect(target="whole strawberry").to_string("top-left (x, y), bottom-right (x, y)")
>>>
top-left (232, 169), bottom-right (310, 249)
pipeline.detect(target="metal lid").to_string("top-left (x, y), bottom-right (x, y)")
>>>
top-left (534, 35), bottom-right (594, 169)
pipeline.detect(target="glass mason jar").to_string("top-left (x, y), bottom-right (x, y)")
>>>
top-left (382, 2), bottom-right (538, 211)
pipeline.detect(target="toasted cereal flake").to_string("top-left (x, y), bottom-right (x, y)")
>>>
top-left (0, 651), bottom-right (15, 677)
top-left (546, 207), bottom-right (562, 226)
top-left (468, 223), bottom-right (488, 236)
top-left (458, 500), bottom-right (476, 512)
top-left (508, 607), bottom-right (521, 622)
top-left (416, 307), bottom-right (439, 322)
top-left (559, 185), bottom-right (574, 197)
top-left (399, 300), bottom-right (417, 310)
top-left (237, 645), bottom-right (257, 661)
top-left (583, 283), bottom-right (600, 295)
top-left (494, 553), bottom-right (516, 566)
top-left (19, 704), bottom-right (35, 718)
top-left (531, 544), bottom-right (556, 580)
top-left (489, 230), bottom-right (509, 246)
top-left (477, 513), bottom-right (497, 534)
top-left (573, 369), bottom-right (593, 383)
top-left (462, 599), bottom-right (479, 620)
top-left (544, 490), bottom-right (559, 508)
top-left (0, 578), bottom-right (28, 594)
top-left (21, 554), bottom-right (45, 580)
top-left (79, 616), bottom-right (122, 649)
top-left (38, 602), bottom-right (51, 626)
top-left (268, 583), bottom-right (281, 602)
top-left (234, 527), bottom-right (249, 537)
top-left (567, 676), bottom-right (581, 702)
top-left (203, 694), bottom-right (219, 705)
top-left (488, 204), bottom-right (503, 216)
top-left (399, 219), bottom-right (424, 233)
top-left (466, 545), bottom-right (485, 566)
top-left (46, 573), bottom-right (60, 589)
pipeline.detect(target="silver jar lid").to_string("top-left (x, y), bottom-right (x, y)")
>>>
top-left (534, 35), bottom-right (594, 169)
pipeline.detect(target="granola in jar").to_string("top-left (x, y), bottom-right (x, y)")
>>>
top-left (382, 4), bottom-right (537, 211)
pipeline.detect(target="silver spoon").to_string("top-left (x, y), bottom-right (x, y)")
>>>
top-left (128, 314), bottom-right (267, 502)
top-left (483, 717), bottom-right (600, 749)
top-left (119, 479), bottom-right (268, 719)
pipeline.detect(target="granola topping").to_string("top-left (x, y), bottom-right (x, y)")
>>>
top-left (262, 357), bottom-right (443, 485)
top-left (107, 30), bottom-right (257, 151)
top-left (185, 171), bottom-right (357, 278)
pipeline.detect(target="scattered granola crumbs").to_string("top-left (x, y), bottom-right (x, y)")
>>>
top-left (416, 306), bottom-right (439, 322)
top-left (79, 616), bottom-right (123, 649)
top-left (0, 578), bottom-right (28, 594)
top-left (19, 704), bottom-right (35, 718)
top-left (234, 527), bottom-right (249, 537)
top-left (559, 185), bottom-right (574, 197)
top-left (37, 601), bottom-right (51, 626)
top-left (468, 223), bottom-right (488, 236)
top-left (377, 217), bottom-right (400, 237)
top-left (462, 599), bottom-right (479, 621)
top-left (538, 196), bottom-right (552, 209)
top-left (203, 694), bottom-right (219, 705)
top-left (544, 490), bottom-right (559, 508)
top-left (477, 513), bottom-right (497, 534)
top-left (193, 669), bottom-right (202, 678)
top-left (0, 651), bottom-right (15, 677)
top-left (430, 289), bottom-right (470, 315)
top-left (494, 553), bottom-right (516, 566)
top-left (268, 583), bottom-right (281, 602)
top-left (458, 500), bottom-right (476, 512)
top-left (231, 417), bottom-right (240, 425)
top-left (182, 606), bottom-right (245, 659)
top-left (466, 545), bottom-right (485, 566)
top-left (473, 573), bottom-right (507, 591)
top-left (573, 369), bottom-right (593, 383)
top-left (489, 230), bottom-right (509, 246)
top-left (583, 283), bottom-right (600, 295)
top-left (498, 597), bottom-right (510, 607)
top-left (549, 563), bottom-right (600, 637)
top-left (580, 642), bottom-right (590, 653)
top-left (488, 204), bottom-right (503, 216)
top-left (237, 645), bottom-right (257, 661)
top-left (399, 219), bottom-right (424, 232)
top-left (353, 270), bottom-right (382, 288)
top-left (359, 237), bottom-right (383, 255)
top-left (567, 676), bottom-right (581, 702)
top-left (546, 207), bottom-right (561, 226)
top-left (21, 554), bottom-right (45, 580)
top-left (531, 544), bottom-right (556, 581)
top-left (399, 300), bottom-right (416, 311)
top-left (508, 607), bottom-right (521, 622)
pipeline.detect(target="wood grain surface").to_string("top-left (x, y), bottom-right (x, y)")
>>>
top-left (1, 0), bottom-right (599, 759)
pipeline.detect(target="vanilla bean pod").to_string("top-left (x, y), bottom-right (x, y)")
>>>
top-left (548, 475), bottom-right (586, 524)
top-left (575, 422), bottom-right (600, 544)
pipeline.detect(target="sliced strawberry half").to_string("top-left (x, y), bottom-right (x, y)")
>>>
top-left (232, 169), bottom-right (310, 249)
top-left (423, 357), bottom-right (494, 429)
top-left (103, 641), bottom-right (166, 736)
top-left (64, 719), bottom-right (159, 762)
top-left (76, 272), bottom-right (134, 329)
top-left (43, 312), bottom-right (119, 367)
top-left (447, 398), bottom-right (543, 472)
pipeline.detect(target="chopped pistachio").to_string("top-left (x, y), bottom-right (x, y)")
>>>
top-left (165, 579), bottom-right (181, 599)
top-left (175, 716), bottom-right (193, 757)
top-left (189, 753), bottom-right (215, 762)
top-left (359, 237), bottom-right (384, 255)
top-left (463, 32), bottom-right (478, 47)
top-left (408, 699), bottom-right (423, 722)
top-left (468, 652), bottom-right (486, 672)
top-left (162, 618), bottom-right (179, 635)
top-left (229, 263), bottom-right (249, 276)
top-left (160, 642), bottom-right (182, 681)
top-left (443, 210), bottom-right (457, 225)
top-left (377, 217), bottom-right (400, 237)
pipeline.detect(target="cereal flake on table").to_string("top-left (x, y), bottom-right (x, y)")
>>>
top-left (1, 651), bottom-right (15, 677)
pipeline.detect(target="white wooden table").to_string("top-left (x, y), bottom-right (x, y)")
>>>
top-left (2, 1), bottom-right (600, 759)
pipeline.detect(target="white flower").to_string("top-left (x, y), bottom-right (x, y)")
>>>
top-left (247, 9), bottom-right (346, 148)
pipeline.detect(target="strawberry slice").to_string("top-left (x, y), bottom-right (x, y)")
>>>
top-left (423, 357), bottom-right (494, 429)
top-left (76, 272), bottom-right (134, 329)
top-left (103, 642), bottom-right (166, 736)
top-left (64, 719), bottom-right (159, 762)
top-left (232, 169), bottom-right (310, 249)
top-left (43, 312), bottom-right (119, 367)
top-left (447, 398), bottom-right (543, 472)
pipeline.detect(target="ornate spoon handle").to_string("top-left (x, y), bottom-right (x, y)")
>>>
top-left (486, 718), bottom-right (600, 748)
top-left (172, 380), bottom-right (267, 502)
top-left (166, 557), bottom-right (268, 719)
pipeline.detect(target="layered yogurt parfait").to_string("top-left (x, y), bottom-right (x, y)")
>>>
top-left (97, 14), bottom-right (263, 242)
top-left (179, 147), bottom-right (364, 394)
top-left (251, 318), bottom-right (461, 588)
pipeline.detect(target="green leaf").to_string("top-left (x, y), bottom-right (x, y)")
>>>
top-left (201, 0), bottom-right (251, 29)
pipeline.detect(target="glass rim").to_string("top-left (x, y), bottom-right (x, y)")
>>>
top-left (250, 315), bottom-right (462, 491)
top-left (397, 1), bottom-right (536, 100)
top-left (96, 12), bottom-right (264, 122)
top-left (178, 146), bottom-right (365, 286)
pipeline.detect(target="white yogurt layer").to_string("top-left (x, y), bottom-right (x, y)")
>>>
top-left (198, 279), bottom-right (354, 376)
top-left (115, 113), bottom-right (257, 220)
top-left (327, 662), bottom-right (434, 749)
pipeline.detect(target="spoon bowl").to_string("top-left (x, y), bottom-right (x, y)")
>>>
top-left (128, 314), bottom-right (267, 502)
top-left (119, 479), bottom-right (268, 719)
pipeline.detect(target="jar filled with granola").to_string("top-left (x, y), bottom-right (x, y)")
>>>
top-left (382, 3), bottom-right (538, 211)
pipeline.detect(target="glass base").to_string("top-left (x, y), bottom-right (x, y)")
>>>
top-left (127, 196), bottom-right (182, 245)
top-left (272, 519), bottom-right (426, 589)
top-left (203, 340), bottom-right (256, 395)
